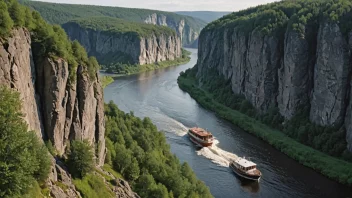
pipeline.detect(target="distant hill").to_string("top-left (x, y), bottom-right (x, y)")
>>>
top-left (175, 11), bottom-right (231, 23)
top-left (21, 1), bottom-right (206, 46)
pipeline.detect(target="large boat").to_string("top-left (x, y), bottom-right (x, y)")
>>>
top-left (188, 127), bottom-right (214, 147)
top-left (230, 157), bottom-right (262, 181)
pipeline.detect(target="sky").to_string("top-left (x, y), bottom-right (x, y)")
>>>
top-left (35, 0), bottom-right (279, 12)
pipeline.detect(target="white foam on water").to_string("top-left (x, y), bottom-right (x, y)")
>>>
top-left (197, 139), bottom-right (238, 167)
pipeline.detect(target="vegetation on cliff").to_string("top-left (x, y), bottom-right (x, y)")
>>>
top-left (66, 16), bottom-right (176, 38)
top-left (205, 0), bottom-right (352, 35)
top-left (103, 49), bottom-right (191, 76)
top-left (0, 86), bottom-right (51, 197)
top-left (20, 0), bottom-right (205, 31)
top-left (104, 101), bottom-right (213, 198)
top-left (178, 67), bottom-right (352, 186)
top-left (0, 0), bottom-right (100, 83)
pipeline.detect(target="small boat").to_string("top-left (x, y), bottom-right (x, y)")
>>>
top-left (188, 127), bottom-right (214, 147)
top-left (230, 157), bottom-right (262, 181)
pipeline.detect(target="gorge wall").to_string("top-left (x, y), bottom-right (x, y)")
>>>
top-left (0, 28), bottom-right (106, 165)
top-left (197, 10), bottom-right (352, 152)
top-left (62, 21), bottom-right (182, 66)
top-left (144, 13), bottom-right (200, 46)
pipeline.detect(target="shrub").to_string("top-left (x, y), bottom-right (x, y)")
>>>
top-left (68, 140), bottom-right (95, 178)
top-left (0, 86), bottom-right (50, 197)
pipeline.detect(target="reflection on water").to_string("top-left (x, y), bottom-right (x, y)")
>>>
top-left (104, 48), bottom-right (352, 198)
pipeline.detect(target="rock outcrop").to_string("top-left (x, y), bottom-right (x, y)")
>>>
top-left (62, 22), bottom-right (182, 66)
top-left (197, 21), bottom-right (352, 151)
top-left (144, 13), bottom-right (200, 46)
top-left (0, 28), bottom-right (105, 164)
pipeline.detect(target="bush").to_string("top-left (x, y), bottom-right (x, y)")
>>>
top-left (0, 1), bottom-right (13, 37)
top-left (0, 86), bottom-right (50, 197)
top-left (68, 140), bottom-right (95, 178)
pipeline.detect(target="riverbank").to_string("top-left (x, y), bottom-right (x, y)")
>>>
top-left (101, 49), bottom-right (191, 77)
top-left (101, 76), bottom-right (114, 88)
top-left (177, 70), bottom-right (352, 186)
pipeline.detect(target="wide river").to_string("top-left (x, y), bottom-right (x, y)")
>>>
top-left (104, 48), bottom-right (352, 198)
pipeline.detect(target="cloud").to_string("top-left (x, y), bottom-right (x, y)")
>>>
top-left (35, 0), bottom-right (279, 11)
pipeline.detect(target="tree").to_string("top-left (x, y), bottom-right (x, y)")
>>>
top-left (0, 1), bottom-right (13, 37)
top-left (113, 144), bottom-right (132, 174)
top-left (68, 140), bottom-right (95, 178)
top-left (125, 157), bottom-right (140, 181)
top-left (8, 0), bottom-right (25, 27)
top-left (0, 86), bottom-right (50, 197)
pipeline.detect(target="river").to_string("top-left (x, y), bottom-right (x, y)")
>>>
top-left (104, 48), bottom-right (352, 198)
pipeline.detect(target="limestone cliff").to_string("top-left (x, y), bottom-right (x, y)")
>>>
top-left (197, 21), bottom-right (352, 152)
top-left (0, 28), bottom-right (105, 165)
top-left (62, 20), bottom-right (182, 66)
top-left (144, 13), bottom-right (200, 46)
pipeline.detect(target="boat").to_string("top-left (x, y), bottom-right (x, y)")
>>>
top-left (230, 157), bottom-right (262, 181)
top-left (188, 127), bottom-right (214, 147)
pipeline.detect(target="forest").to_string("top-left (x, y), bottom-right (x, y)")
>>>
top-left (205, 0), bottom-right (352, 36)
top-left (104, 101), bottom-right (213, 198)
top-left (20, 0), bottom-right (206, 31)
top-left (66, 16), bottom-right (176, 38)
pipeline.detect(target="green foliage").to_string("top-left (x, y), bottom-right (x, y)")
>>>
top-left (102, 50), bottom-right (191, 76)
top-left (1, 0), bottom-right (99, 84)
top-left (45, 140), bottom-right (57, 156)
top-left (204, 0), bottom-right (352, 36)
top-left (0, 86), bottom-right (51, 197)
top-left (101, 76), bottom-right (114, 88)
top-left (0, 1), bottom-right (14, 37)
top-left (20, 0), bottom-right (205, 32)
top-left (65, 17), bottom-right (176, 38)
top-left (104, 101), bottom-right (213, 198)
top-left (68, 140), bottom-right (95, 178)
top-left (177, 69), bottom-right (352, 186)
top-left (73, 174), bottom-right (115, 198)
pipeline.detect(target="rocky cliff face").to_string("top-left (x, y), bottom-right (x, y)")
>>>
top-left (0, 28), bottom-right (105, 165)
top-left (144, 13), bottom-right (199, 46)
top-left (62, 22), bottom-right (182, 66)
top-left (197, 22), bottom-right (352, 152)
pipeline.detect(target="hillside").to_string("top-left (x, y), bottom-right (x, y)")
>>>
top-left (176, 11), bottom-right (231, 23)
top-left (179, 0), bottom-right (352, 185)
top-left (62, 16), bottom-right (184, 73)
top-left (20, 0), bottom-right (206, 45)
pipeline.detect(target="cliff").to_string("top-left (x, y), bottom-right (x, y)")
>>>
top-left (21, 1), bottom-right (206, 46)
top-left (196, 1), bottom-right (352, 152)
top-left (62, 17), bottom-right (182, 66)
top-left (0, 28), bottom-right (106, 165)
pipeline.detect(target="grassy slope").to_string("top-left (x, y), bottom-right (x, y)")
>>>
top-left (66, 16), bottom-right (176, 38)
top-left (21, 0), bottom-right (206, 30)
top-left (177, 74), bottom-right (352, 186)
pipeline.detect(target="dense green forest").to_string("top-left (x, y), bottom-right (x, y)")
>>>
top-left (205, 0), bottom-right (352, 35)
top-left (20, 0), bottom-right (206, 31)
top-left (104, 101), bottom-right (213, 198)
top-left (103, 49), bottom-right (191, 75)
top-left (66, 16), bottom-right (176, 38)
top-left (178, 67), bottom-right (352, 186)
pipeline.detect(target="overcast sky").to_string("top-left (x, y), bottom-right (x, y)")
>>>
top-left (35, 0), bottom-right (279, 12)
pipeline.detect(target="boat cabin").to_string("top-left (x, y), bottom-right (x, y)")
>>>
top-left (233, 158), bottom-right (257, 172)
top-left (189, 127), bottom-right (213, 141)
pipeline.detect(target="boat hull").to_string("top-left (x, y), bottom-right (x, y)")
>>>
top-left (188, 132), bottom-right (213, 147)
top-left (230, 164), bottom-right (261, 181)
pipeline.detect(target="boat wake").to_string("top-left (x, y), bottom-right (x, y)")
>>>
top-left (197, 139), bottom-right (238, 167)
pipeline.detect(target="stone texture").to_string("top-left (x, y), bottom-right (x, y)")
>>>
top-left (197, 22), bottom-right (352, 151)
top-left (0, 28), bottom-right (43, 138)
top-left (309, 23), bottom-right (350, 126)
top-left (62, 22), bottom-right (181, 66)
top-left (0, 28), bottom-right (106, 163)
top-left (143, 13), bottom-right (199, 46)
